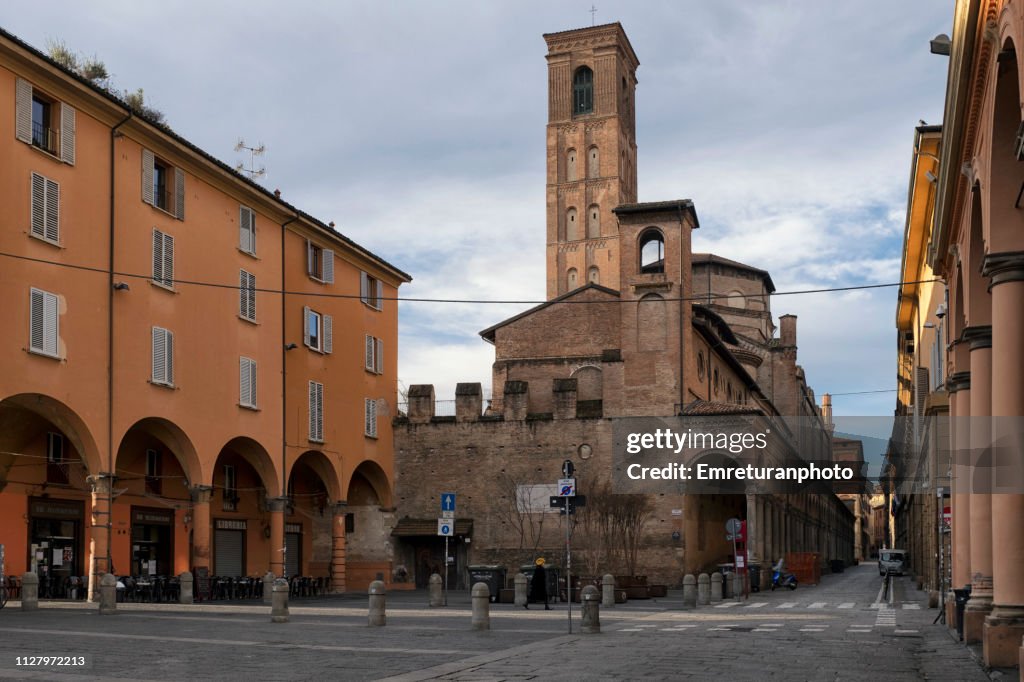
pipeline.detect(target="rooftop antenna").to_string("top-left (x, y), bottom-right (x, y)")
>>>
top-left (234, 137), bottom-right (266, 180)
top-left (590, 4), bottom-right (597, 26)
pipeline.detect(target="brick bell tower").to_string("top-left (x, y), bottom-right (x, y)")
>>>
top-left (543, 23), bottom-right (639, 299)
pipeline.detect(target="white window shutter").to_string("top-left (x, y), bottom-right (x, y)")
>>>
top-left (142, 149), bottom-right (155, 205)
top-left (31, 173), bottom-right (45, 238)
top-left (163, 233), bottom-right (174, 287)
top-left (30, 289), bottom-right (44, 352)
top-left (303, 306), bottom-right (312, 347)
top-left (174, 167), bottom-right (185, 220)
top-left (152, 327), bottom-right (166, 384)
top-left (166, 330), bottom-right (174, 385)
top-left (239, 206), bottom-right (254, 254)
top-left (42, 290), bottom-right (58, 357)
top-left (323, 315), bottom-right (333, 354)
top-left (360, 272), bottom-right (369, 303)
top-left (249, 359), bottom-right (257, 407)
top-left (306, 240), bottom-right (314, 276)
top-left (239, 357), bottom-right (250, 406)
top-left (239, 270), bottom-right (247, 318)
top-left (375, 338), bottom-right (384, 374)
top-left (308, 382), bottom-right (316, 438)
top-left (364, 335), bottom-right (374, 371)
top-left (247, 272), bottom-right (256, 320)
top-left (44, 178), bottom-right (59, 242)
top-left (316, 384), bottom-right (324, 441)
top-left (375, 281), bottom-right (383, 310)
top-left (152, 229), bottom-right (163, 284)
top-left (15, 78), bottom-right (32, 143)
top-left (60, 102), bottom-right (75, 165)
top-left (365, 398), bottom-right (377, 437)
top-left (322, 249), bottom-right (334, 284)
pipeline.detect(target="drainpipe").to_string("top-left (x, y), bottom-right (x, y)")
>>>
top-left (280, 216), bottom-right (298, 501)
top-left (107, 110), bottom-right (132, 575)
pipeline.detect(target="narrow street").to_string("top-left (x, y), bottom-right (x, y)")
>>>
top-left (0, 563), bottom-right (997, 681)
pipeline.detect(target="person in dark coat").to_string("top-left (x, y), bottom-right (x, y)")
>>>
top-left (526, 557), bottom-right (550, 610)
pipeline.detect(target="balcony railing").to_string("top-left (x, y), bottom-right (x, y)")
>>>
top-left (32, 121), bottom-right (58, 155)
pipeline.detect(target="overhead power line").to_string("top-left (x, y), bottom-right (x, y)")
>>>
top-left (0, 249), bottom-right (941, 305)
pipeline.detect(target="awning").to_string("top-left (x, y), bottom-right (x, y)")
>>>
top-left (391, 518), bottom-right (473, 537)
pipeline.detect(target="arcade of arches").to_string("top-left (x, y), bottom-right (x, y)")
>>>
top-left (0, 396), bottom-right (394, 598)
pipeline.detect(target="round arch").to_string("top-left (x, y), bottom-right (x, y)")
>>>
top-left (346, 460), bottom-right (393, 509)
top-left (639, 228), bottom-right (665, 274)
top-left (0, 393), bottom-right (102, 477)
top-left (287, 450), bottom-right (343, 503)
top-left (115, 417), bottom-right (203, 489)
top-left (215, 436), bottom-right (281, 497)
top-left (984, 34), bottom-right (1024, 252)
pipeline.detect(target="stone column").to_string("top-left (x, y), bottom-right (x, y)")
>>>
top-left (745, 493), bottom-right (760, 572)
top-left (190, 485), bottom-right (213, 574)
top-left (947, 373), bottom-right (971, 595)
top-left (267, 497), bottom-right (289, 578)
top-left (331, 502), bottom-right (348, 593)
top-left (963, 326), bottom-right (993, 644)
top-left (982, 254), bottom-right (1024, 667)
top-left (86, 474), bottom-right (113, 602)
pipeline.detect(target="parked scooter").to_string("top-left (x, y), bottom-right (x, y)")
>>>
top-left (770, 558), bottom-right (798, 590)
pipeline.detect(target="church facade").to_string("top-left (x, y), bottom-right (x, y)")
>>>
top-left (392, 23), bottom-right (854, 588)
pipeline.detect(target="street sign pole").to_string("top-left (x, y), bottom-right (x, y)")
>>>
top-left (566, 493), bottom-right (572, 634)
top-left (444, 534), bottom-right (449, 607)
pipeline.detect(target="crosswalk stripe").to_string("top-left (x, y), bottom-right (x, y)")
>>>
top-left (714, 601), bottom-right (741, 608)
top-left (838, 602), bottom-right (855, 609)
top-left (808, 602), bottom-right (826, 609)
top-left (778, 602), bottom-right (796, 608)
top-left (902, 604), bottom-right (920, 610)
top-left (745, 602), bottom-right (768, 608)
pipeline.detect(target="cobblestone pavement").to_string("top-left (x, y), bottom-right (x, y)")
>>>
top-left (0, 564), bottom-right (1010, 681)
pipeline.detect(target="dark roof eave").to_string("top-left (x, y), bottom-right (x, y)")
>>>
top-left (613, 200), bottom-right (699, 228)
top-left (0, 26), bottom-right (411, 284)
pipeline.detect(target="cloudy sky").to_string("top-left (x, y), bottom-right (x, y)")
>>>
top-left (6, 1), bottom-right (952, 421)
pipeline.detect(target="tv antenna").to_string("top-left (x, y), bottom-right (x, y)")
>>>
top-left (590, 5), bottom-right (597, 25)
top-left (234, 138), bottom-right (266, 179)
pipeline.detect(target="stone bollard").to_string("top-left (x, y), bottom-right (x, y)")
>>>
top-left (428, 573), bottom-right (443, 607)
top-left (711, 572), bottom-right (723, 602)
top-left (682, 574), bottom-right (697, 608)
top-left (602, 574), bottom-right (616, 608)
top-left (581, 585), bottom-right (600, 634)
top-left (697, 573), bottom-right (710, 606)
top-left (21, 573), bottom-right (38, 611)
top-left (723, 571), bottom-right (734, 599)
top-left (514, 572), bottom-right (528, 607)
top-left (99, 573), bottom-right (117, 615)
top-left (178, 571), bottom-right (193, 605)
top-left (271, 578), bottom-right (289, 623)
top-left (368, 580), bottom-right (386, 626)
top-left (733, 572), bottom-right (744, 601)
top-left (471, 582), bottom-right (490, 631)
top-left (263, 571), bottom-right (275, 605)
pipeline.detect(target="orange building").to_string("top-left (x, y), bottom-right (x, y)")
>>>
top-left (0, 28), bottom-right (410, 599)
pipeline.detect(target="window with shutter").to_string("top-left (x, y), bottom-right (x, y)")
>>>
top-left (375, 337), bottom-right (384, 374)
top-left (30, 173), bottom-right (60, 244)
top-left (142, 149), bottom-right (155, 205)
top-left (60, 102), bottom-right (75, 165)
top-left (152, 229), bottom-right (175, 289)
top-left (174, 167), bottom-right (185, 220)
top-left (304, 306), bottom-right (325, 351)
top-left (240, 357), bottom-right (257, 408)
top-left (143, 149), bottom-right (184, 219)
top-left (323, 315), bottom-right (333, 354)
top-left (239, 270), bottom-right (256, 321)
top-left (364, 398), bottom-right (378, 438)
top-left (306, 241), bottom-right (333, 283)
top-left (151, 326), bottom-right (174, 386)
top-left (360, 272), bottom-right (383, 311)
top-left (29, 287), bottom-right (59, 358)
top-left (239, 206), bottom-right (256, 255)
top-left (322, 249), bottom-right (334, 284)
top-left (15, 78), bottom-right (32, 143)
top-left (364, 335), bottom-right (374, 372)
top-left (309, 381), bottom-right (324, 442)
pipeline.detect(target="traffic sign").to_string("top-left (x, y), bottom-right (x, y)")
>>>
top-left (441, 509), bottom-right (454, 519)
top-left (562, 459), bottom-right (575, 477)
top-left (726, 518), bottom-right (742, 536)
top-left (550, 495), bottom-right (586, 514)
top-left (558, 478), bottom-right (576, 497)
top-left (437, 518), bottom-right (454, 536)
top-left (441, 493), bottom-right (456, 513)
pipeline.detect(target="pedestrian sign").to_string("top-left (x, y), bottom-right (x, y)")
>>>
top-left (441, 493), bottom-right (456, 513)
top-left (557, 478), bottom-right (576, 497)
top-left (437, 519), bottom-right (454, 537)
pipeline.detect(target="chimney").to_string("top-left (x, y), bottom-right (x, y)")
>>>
top-left (822, 393), bottom-right (834, 431)
top-left (552, 378), bottom-right (578, 420)
top-left (780, 314), bottom-right (797, 347)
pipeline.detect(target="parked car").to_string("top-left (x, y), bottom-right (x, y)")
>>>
top-left (878, 549), bottom-right (907, 576)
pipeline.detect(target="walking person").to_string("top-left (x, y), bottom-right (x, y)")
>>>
top-left (525, 557), bottom-right (551, 610)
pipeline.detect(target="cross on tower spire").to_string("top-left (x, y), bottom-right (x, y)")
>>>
top-left (590, 5), bottom-right (597, 26)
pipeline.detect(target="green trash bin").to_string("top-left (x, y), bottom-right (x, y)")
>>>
top-left (468, 565), bottom-right (506, 603)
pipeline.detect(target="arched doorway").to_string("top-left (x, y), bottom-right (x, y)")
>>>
top-left (684, 451), bottom-right (748, 575)
top-left (344, 460), bottom-right (394, 590)
top-left (285, 451), bottom-right (342, 580)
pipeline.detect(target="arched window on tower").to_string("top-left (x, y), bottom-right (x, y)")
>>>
top-left (567, 149), bottom-right (577, 182)
top-left (566, 207), bottom-right (579, 241)
top-left (573, 67), bottom-right (593, 116)
top-left (567, 268), bottom-right (579, 290)
top-left (587, 204), bottom-right (600, 239)
top-left (587, 146), bottom-right (599, 178)
top-left (639, 228), bottom-right (665, 274)
top-left (588, 266), bottom-right (600, 285)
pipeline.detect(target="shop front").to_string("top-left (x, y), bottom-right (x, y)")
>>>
top-left (131, 507), bottom-right (175, 577)
top-left (28, 497), bottom-right (84, 598)
top-left (214, 518), bottom-right (246, 576)
top-left (285, 522), bottom-right (301, 578)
